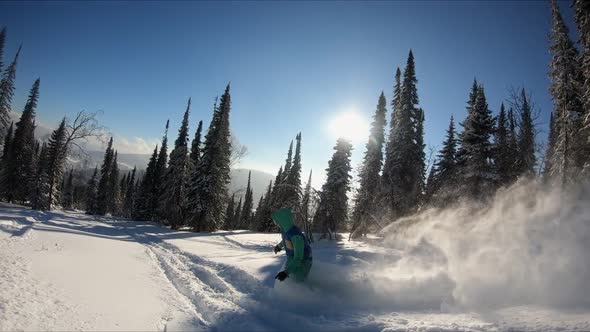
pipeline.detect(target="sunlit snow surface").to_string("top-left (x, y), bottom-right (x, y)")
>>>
top-left (1, 182), bottom-right (589, 332)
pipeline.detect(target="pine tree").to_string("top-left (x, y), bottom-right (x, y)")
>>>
top-left (457, 84), bottom-right (496, 198)
top-left (270, 165), bottom-right (283, 210)
top-left (153, 120), bottom-right (169, 221)
top-left (495, 104), bottom-right (513, 185)
top-left (135, 146), bottom-right (158, 220)
top-left (160, 99), bottom-right (191, 229)
top-left (36, 118), bottom-right (68, 210)
top-left (429, 115), bottom-right (459, 206)
top-left (574, 0), bottom-right (590, 173)
top-left (232, 197), bottom-right (242, 230)
top-left (507, 107), bottom-right (519, 180)
top-left (85, 166), bottom-right (98, 214)
top-left (381, 50), bottom-right (423, 218)
top-left (0, 121), bottom-right (13, 189)
top-left (545, 112), bottom-right (557, 178)
top-left (300, 170), bottom-right (313, 241)
top-left (96, 138), bottom-right (114, 215)
top-left (548, 0), bottom-right (584, 183)
top-left (123, 166), bottom-right (136, 218)
top-left (2, 78), bottom-right (39, 203)
top-left (312, 138), bottom-right (353, 240)
top-left (283, 133), bottom-right (302, 211)
top-left (0, 45), bottom-right (20, 142)
top-left (0, 27), bottom-right (6, 73)
top-left (350, 92), bottom-right (387, 239)
top-left (239, 171), bottom-right (254, 229)
top-left (189, 120), bottom-right (203, 171)
top-left (62, 170), bottom-right (74, 209)
top-left (255, 180), bottom-right (274, 232)
top-left (187, 85), bottom-right (232, 232)
top-left (224, 194), bottom-right (235, 230)
top-left (516, 89), bottom-right (536, 176)
top-left (30, 142), bottom-right (49, 210)
top-left (107, 151), bottom-right (120, 215)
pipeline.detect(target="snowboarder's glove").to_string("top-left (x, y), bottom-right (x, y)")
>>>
top-left (273, 245), bottom-right (282, 254)
top-left (275, 271), bottom-right (289, 281)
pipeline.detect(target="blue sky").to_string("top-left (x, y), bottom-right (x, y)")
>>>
top-left (0, 1), bottom-right (575, 186)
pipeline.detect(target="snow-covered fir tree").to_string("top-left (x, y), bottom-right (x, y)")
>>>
top-left (283, 133), bottom-right (302, 213)
top-left (239, 170), bottom-right (254, 229)
top-left (160, 99), bottom-right (191, 229)
top-left (515, 89), bottom-right (536, 176)
top-left (1, 78), bottom-right (39, 203)
top-left (494, 104), bottom-right (514, 185)
top-left (85, 166), bottom-right (98, 214)
top-left (232, 197), bottom-right (242, 230)
top-left (62, 169), bottom-right (74, 209)
top-left (107, 151), bottom-right (120, 215)
top-left (300, 170), bottom-right (313, 241)
top-left (187, 85), bottom-right (232, 232)
top-left (381, 50), bottom-right (424, 219)
top-left (223, 194), bottom-right (235, 230)
top-left (312, 138), bottom-right (353, 240)
top-left (0, 44), bottom-right (20, 142)
top-left (457, 84), bottom-right (497, 198)
top-left (153, 120), bottom-right (169, 221)
top-left (135, 146), bottom-right (158, 220)
top-left (350, 92), bottom-right (386, 239)
top-left (574, 0), bottom-right (590, 173)
top-left (188, 120), bottom-right (203, 173)
top-left (95, 137), bottom-right (114, 215)
top-left (548, 0), bottom-right (584, 183)
top-left (428, 115), bottom-right (458, 206)
top-left (123, 166), bottom-right (136, 218)
top-left (33, 118), bottom-right (68, 210)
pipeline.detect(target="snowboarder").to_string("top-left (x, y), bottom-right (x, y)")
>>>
top-left (272, 207), bottom-right (313, 282)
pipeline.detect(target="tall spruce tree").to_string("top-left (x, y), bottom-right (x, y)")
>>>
top-left (153, 120), bottom-right (169, 221)
top-left (232, 197), bottom-right (242, 230)
top-left (495, 104), bottom-right (513, 185)
top-left (0, 45), bottom-right (20, 142)
top-left (457, 84), bottom-right (497, 198)
top-left (0, 121), bottom-right (13, 171)
top-left (548, 0), bottom-right (584, 183)
top-left (108, 151), bottom-right (121, 215)
top-left (350, 92), bottom-right (387, 239)
top-left (255, 180), bottom-right (274, 232)
top-left (429, 115), bottom-right (458, 206)
top-left (574, 0), bottom-right (590, 173)
top-left (62, 169), bottom-right (74, 209)
top-left (312, 138), bottom-right (353, 240)
top-left (123, 166), bottom-right (136, 218)
top-left (224, 194), bottom-right (236, 230)
top-left (135, 146), bottom-right (158, 220)
top-left (187, 85), bottom-right (232, 232)
top-left (300, 170), bottom-right (313, 241)
top-left (381, 50), bottom-right (423, 218)
top-left (189, 120), bottom-right (203, 170)
top-left (240, 171), bottom-right (254, 229)
top-left (160, 99), bottom-right (191, 229)
top-left (85, 166), bottom-right (98, 214)
top-left (30, 142), bottom-right (49, 210)
top-left (35, 118), bottom-right (68, 210)
top-left (96, 138), bottom-right (114, 215)
top-left (283, 133), bottom-right (302, 212)
top-left (2, 78), bottom-right (39, 203)
top-left (545, 112), bottom-right (557, 178)
top-left (516, 89), bottom-right (536, 176)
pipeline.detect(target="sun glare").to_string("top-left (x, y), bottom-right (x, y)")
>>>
top-left (327, 110), bottom-right (370, 144)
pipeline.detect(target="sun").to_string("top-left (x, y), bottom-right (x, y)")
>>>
top-left (327, 109), bottom-right (370, 144)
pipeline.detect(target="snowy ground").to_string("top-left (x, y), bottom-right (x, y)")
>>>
top-left (1, 202), bottom-right (589, 331)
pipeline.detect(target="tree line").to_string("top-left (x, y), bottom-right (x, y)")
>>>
top-left (1, 0), bottom-right (588, 240)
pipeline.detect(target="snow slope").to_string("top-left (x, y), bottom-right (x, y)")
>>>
top-left (1, 201), bottom-right (589, 331)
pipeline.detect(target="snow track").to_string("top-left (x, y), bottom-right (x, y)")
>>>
top-left (118, 225), bottom-right (270, 331)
